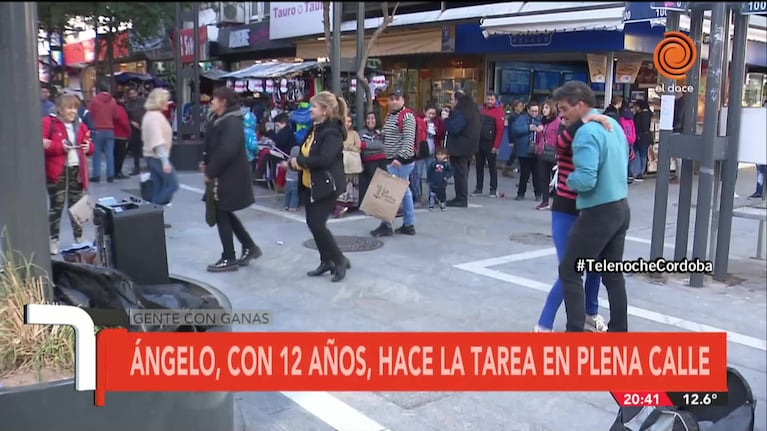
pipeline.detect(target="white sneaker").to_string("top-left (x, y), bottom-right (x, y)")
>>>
top-left (49, 239), bottom-right (59, 255)
top-left (585, 314), bottom-right (608, 332)
top-left (533, 325), bottom-right (553, 332)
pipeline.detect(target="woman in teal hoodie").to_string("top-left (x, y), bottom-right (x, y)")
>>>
top-left (242, 111), bottom-right (259, 172)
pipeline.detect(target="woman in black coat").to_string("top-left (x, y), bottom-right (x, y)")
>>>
top-left (444, 91), bottom-right (481, 207)
top-left (202, 87), bottom-right (260, 272)
top-left (289, 91), bottom-right (349, 282)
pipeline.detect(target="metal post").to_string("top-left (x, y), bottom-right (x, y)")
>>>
top-left (174, 2), bottom-right (184, 138)
top-left (708, 7), bottom-right (732, 263)
top-left (690, 2), bottom-right (728, 288)
top-left (0, 2), bottom-right (53, 292)
top-left (650, 11), bottom-right (680, 260)
top-left (604, 52), bottom-right (615, 110)
top-left (331, 2), bottom-right (342, 96)
top-left (714, 12), bottom-right (750, 279)
top-left (192, 2), bottom-right (201, 140)
top-left (355, 1), bottom-right (365, 129)
top-left (674, 6), bottom-right (705, 261)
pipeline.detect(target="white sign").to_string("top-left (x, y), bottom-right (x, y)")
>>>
top-left (659, 95), bottom-right (676, 131)
top-left (719, 107), bottom-right (767, 164)
top-left (229, 29), bottom-right (250, 49)
top-left (269, 2), bottom-right (329, 40)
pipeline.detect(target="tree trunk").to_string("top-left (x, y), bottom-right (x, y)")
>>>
top-left (356, 2), bottom-right (399, 114)
top-left (322, 2), bottom-right (332, 59)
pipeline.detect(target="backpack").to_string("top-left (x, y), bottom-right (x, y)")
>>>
top-left (619, 116), bottom-right (637, 145)
top-left (480, 114), bottom-right (497, 143)
top-left (397, 108), bottom-right (429, 159)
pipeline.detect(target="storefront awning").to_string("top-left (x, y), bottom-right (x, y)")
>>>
top-left (222, 61), bottom-right (320, 79)
top-left (297, 27), bottom-right (445, 59)
top-left (481, 5), bottom-right (626, 36)
top-left (201, 69), bottom-right (231, 80)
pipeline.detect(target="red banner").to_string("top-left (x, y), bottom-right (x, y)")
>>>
top-left (178, 27), bottom-right (208, 64)
top-left (63, 33), bottom-right (131, 65)
top-left (94, 331), bottom-right (727, 406)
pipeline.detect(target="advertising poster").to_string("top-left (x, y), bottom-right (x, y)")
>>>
top-left (586, 54), bottom-right (607, 83)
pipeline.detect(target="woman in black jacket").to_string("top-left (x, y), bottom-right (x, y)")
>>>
top-left (289, 91), bottom-right (350, 282)
top-left (444, 91), bottom-right (481, 207)
top-left (202, 87), bottom-right (261, 272)
top-left (633, 99), bottom-right (653, 180)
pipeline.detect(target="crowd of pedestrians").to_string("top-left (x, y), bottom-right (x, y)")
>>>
top-left (39, 81), bottom-right (765, 332)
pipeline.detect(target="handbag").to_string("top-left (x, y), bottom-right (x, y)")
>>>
top-left (343, 150), bottom-right (363, 174)
top-left (541, 141), bottom-right (557, 163)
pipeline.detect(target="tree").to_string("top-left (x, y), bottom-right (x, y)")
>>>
top-left (356, 2), bottom-right (400, 112)
top-left (321, 2), bottom-right (400, 112)
top-left (38, 2), bottom-right (175, 91)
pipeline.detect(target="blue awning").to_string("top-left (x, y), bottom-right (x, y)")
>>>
top-left (223, 61), bottom-right (320, 79)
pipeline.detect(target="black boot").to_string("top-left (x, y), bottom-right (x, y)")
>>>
top-left (331, 258), bottom-right (350, 282)
top-left (238, 245), bottom-right (263, 266)
top-left (207, 258), bottom-right (239, 273)
top-left (308, 262), bottom-right (334, 277)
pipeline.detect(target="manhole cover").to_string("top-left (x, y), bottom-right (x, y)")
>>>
top-left (509, 232), bottom-right (552, 245)
top-left (303, 235), bottom-right (384, 252)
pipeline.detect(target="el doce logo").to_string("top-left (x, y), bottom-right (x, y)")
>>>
top-left (654, 31), bottom-right (697, 81)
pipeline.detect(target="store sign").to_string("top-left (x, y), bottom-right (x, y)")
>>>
top-left (650, 2), bottom-right (688, 11)
top-left (741, 2), bottom-right (767, 15)
top-left (508, 34), bottom-right (553, 47)
top-left (623, 2), bottom-right (673, 23)
top-left (269, 2), bottom-right (328, 40)
top-left (180, 27), bottom-right (208, 63)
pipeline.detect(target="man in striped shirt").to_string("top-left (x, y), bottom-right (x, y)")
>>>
top-left (370, 89), bottom-right (417, 237)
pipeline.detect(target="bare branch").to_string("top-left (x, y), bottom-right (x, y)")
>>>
top-left (356, 2), bottom-right (400, 111)
top-left (322, 2), bottom-right (332, 60)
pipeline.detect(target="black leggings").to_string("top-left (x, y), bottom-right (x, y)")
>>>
top-left (216, 210), bottom-right (255, 260)
top-left (114, 139), bottom-right (129, 175)
top-left (537, 159), bottom-right (555, 204)
top-left (305, 193), bottom-right (344, 265)
top-left (517, 156), bottom-right (541, 198)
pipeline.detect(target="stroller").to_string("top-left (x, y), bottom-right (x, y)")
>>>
top-left (254, 138), bottom-right (290, 191)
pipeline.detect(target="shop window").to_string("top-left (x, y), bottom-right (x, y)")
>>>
top-left (744, 73), bottom-right (766, 107)
top-left (250, 2), bottom-right (269, 21)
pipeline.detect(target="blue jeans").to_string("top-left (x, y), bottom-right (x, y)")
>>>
top-left (284, 180), bottom-right (299, 209)
top-left (382, 162), bottom-right (415, 227)
top-left (537, 210), bottom-right (601, 330)
top-left (146, 157), bottom-right (179, 205)
top-left (91, 129), bottom-right (115, 179)
top-left (636, 142), bottom-right (650, 176)
top-left (409, 157), bottom-right (433, 203)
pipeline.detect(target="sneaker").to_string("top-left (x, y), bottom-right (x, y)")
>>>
top-left (439, 202), bottom-right (446, 211)
top-left (49, 239), bottom-right (59, 255)
top-left (395, 225), bottom-right (416, 235)
top-left (428, 204), bottom-right (434, 210)
top-left (445, 199), bottom-right (468, 208)
top-left (533, 325), bottom-right (553, 332)
top-left (585, 314), bottom-right (608, 332)
top-left (633, 177), bottom-right (644, 183)
top-left (536, 202), bottom-right (550, 210)
top-left (628, 177), bottom-right (635, 184)
top-left (370, 224), bottom-right (394, 238)
top-left (488, 191), bottom-right (498, 198)
top-left (470, 189), bottom-right (483, 197)
top-left (749, 192), bottom-right (763, 199)
top-left (207, 258), bottom-right (239, 273)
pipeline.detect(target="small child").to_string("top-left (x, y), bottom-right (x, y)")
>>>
top-left (426, 147), bottom-right (453, 211)
top-left (282, 146), bottom-right (301, 211)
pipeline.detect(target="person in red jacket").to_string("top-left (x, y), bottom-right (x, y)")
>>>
top-left (473, 91), bottom-right (506, 198)
top-left (113, 93), bottom-right (132, 179)
top-left (87, 82), bottom-right (124, 183)
top-left (42, 93), bottom-right (95, 255)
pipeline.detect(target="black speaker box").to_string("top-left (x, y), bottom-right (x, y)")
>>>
top-left (96, 199), bottom-right (169, 286)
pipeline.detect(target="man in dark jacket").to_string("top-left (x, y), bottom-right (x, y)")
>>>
top-left (444, 91), bottom-right (481, 207)
top-left (509, 102), bottom-right (542, 200)
top-left (87, 82), bottom-right (121, 183)
top-left (502, 100), bottom-right (525, 177)
top-left (202, 87), bottom-right (260, 273)
top-left (124, 87), bottom-right (146, 175)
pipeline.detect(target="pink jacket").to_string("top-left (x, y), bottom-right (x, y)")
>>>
top-left (535, 118), bottom-right (560, 156)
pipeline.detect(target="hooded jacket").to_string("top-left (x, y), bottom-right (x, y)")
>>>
top-left (42, 114), bottom-right (94, 189)
top-left (480, 104), bottom-right (505, 150)
top-left (87, 92), bottom-right (122, 131)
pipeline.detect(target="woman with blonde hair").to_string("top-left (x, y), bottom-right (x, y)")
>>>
top-left (289, 91), bottom-right (350, 282)
top-left (142, 88), bottom-right (179, 207)
top-left (43, 93), bottom-right (94, 254)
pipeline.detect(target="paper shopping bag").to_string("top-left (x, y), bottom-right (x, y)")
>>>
top-left (360, 168), bottom-right (409, 223)
top-left (68, 194), bottom-right (95, 226)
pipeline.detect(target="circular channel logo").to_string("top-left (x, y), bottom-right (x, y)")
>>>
top-left (653, 32), bottom-right (697, 80)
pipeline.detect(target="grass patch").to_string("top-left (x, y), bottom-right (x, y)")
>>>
top-left (0, 239), bottom-right (75, 384)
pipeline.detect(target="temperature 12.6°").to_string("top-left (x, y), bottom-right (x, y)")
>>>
top-left (667, 392), bottom-right (729, 407)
